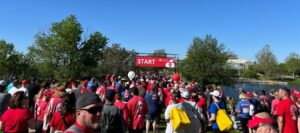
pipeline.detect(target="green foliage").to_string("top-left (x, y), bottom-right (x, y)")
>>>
top-left (97, 44), bottom-right (136, 75)
top-left (242, 70), bottom-right (258, 79)
top-left (27, 15), bottom-right (108, 80)
top-left (285, 52), bottom-right (300, 77)
top-left (0, 40), bottom-right (29, 79)
top-left (255, 45), bottom-right (278, 78)
top-left (180, 35), bottom-right (237, 86)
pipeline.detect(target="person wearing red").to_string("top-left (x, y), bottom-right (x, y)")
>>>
top-left (114, 92), bottom-right (129, 128)
top-left (35, 82), bottom-right (52, 133)
top-left (64, 92), bottom-right (102, 133)
top-left (127, 86), bottom-right (148, 133)
top-left (43, 84), bottom-right (64, 132)
top-left (50, 92), bottom-right (76, 132)
top-left (275, 87), bottom-right (298, 133)
top-left (197, 92), bottom-right (207, 120)
top-left (80, 80), bottom-right (89, 93)
top-left (0, 91), bottom-right (35, 132)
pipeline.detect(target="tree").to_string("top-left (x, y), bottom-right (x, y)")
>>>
top-left (0, 40), bottom-right (29, 79)
top-left (28, 15), bottom-right (108, 79)
top-left (285, 52), bottom-right (300, 78)
top-left (79, 32), bottom-right (107, 77)
top-left (180, 35), bottom-right (237, 86)
top-left (97, 44), bottom-right (135, 76)
top-left (255, 45), bottom-right (278, 78)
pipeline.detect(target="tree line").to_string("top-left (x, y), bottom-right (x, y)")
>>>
top-left (1, 15), bottom-right (299, 86)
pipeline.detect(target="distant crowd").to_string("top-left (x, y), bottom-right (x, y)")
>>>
top-left (0, 72), bottom-right (299, 133)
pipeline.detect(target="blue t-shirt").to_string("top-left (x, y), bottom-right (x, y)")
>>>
top-left (144, 92), bottom-right (160, 114)
top-left (6, 82), bottom-right (13, 92)
top-left (237, 100), bottom-right (251, 118)
top-left (209, 101), bottom-right (226, 130)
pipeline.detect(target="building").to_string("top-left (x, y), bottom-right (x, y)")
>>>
top-left (227, 59), bottom-right (252, 70)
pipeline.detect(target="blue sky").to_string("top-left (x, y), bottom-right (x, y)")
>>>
top-left (0, 0), bottom-right (299, 62)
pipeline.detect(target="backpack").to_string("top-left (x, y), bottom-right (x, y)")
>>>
top-left (215, 103), bottom-right (233, 132)
top-left (170, 107), bottom-right (191, 131)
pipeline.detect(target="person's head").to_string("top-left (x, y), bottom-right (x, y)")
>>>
top-left (22, 80), bottom-right (28, 88)
top-left (239, 93), bottom-right (246, 100)
top-left (13, 79), bottom-right (19, 87)
top-left (210, 90), bottom-right (221, 101)
top-left (61, 92), bottom-right (76, 116)
top-left (238, 88), bottom-right (244, 94)
top-left (248, 112), bottom-right (278, 133)
top-left (292, 88), bottom-right (298, 94)
top-left (0, 80), bottom-right (6, 92)
top-left (115, 92), bottom-right (122, 101)
top-left (278, 87), bottom-right (290, 100)
top-left (53, 84), bottom-right (65, 97)
top-left (181, 91), bottom-right (190, 99)
top-left (131, 86), bottom-right (139, 96)
top-left (9, 91), bottom-right (28, 109)
top-left (198, 92), bottom-right (205, 99)
top-left (76, 92), bottom-right (102, 130)
top-left (105, 89), bottom-right (116, 103)
top-left (151, 83), bottom-right (159, 92)
top-left (245, 92), bottom-right (252, 100)
top-left (171, 91), bottom-right (181, 103)
top-left (261, 90), bottom-right (266, 96)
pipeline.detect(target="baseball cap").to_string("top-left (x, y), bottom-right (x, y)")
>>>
top-left (22, 80), bottom-right (28, 84)
top-left (210, 90), bottom-right (221, 98)
top-left (76, 92), bottom-right (101, 109)
top-left (245, 92), bottom-right (252, 98)
top-left (181, 91), bottom-right (190, 99)
top-left (0, 80), bottom-right (6, 86)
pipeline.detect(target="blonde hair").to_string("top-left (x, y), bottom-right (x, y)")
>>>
top-left (239, 93), bottom-right (246, 99)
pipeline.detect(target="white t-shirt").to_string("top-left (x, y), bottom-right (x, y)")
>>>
top-left (8, 86), bottom-right (19, 96)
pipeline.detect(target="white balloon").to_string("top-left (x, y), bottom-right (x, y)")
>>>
top-left (128, 71), bottom-right (135, 80)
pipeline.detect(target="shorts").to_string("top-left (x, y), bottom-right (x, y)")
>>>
top-left (146, 111), bottom-right (160, 122)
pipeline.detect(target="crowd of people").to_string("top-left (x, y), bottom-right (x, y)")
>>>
top-left (0, 72), bottom-right (299, 133)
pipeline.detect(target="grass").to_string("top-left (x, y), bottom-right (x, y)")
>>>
top-left (276, 77), bottom-right (300, 85)
top-left (288, 78), bottom-right (300, 85)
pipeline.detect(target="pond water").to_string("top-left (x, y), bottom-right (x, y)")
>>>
top-left (223, 83), bottom-right (300, 100)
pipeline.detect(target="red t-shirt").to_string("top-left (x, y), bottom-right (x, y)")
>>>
top-left (35, 100), bottom-right (48, 120)
top-left (114, 101), bottom-right (129, 127)
top-left (127, 96), bottom-right (148, 129)
top-left (45, 96), bottom-right (63, 115)
top-left (275, 98), bottom-right (298, 133)
top-left (1, 108), bottom-right (33, 132)
top-left (49, 112), bottom-right (75, 131)
top-left (197, 98), bottom-right (207, 114)
top-left (165, 95), bottom-right (172, 107)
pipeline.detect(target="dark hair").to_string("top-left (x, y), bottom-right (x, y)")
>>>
top-left (131, 87), bottom-right (139, 96)
top-left (9, 91), bottom-right (27, 109)
top-left (40, 81), bottom-right (50, 89)
top-left (261, 90), bottom-right (266, 95)
top-left (172, 91), bottom-right (181, 102)
top-left (60, 92), bottom-right (76, 117)
top-left (0, 85), bottom-right (5, 92)
top-left (279, 87), bottom-right (291, 96)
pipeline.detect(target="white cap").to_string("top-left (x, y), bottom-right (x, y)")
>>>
top-left (181, 91), bottom-right (190, 99)
top-left (210, 90), bottom-right (221, 98)
top-left (0, 80), bottom-right (5, 86)
top-left (129, 84), bottom-right (135, 88)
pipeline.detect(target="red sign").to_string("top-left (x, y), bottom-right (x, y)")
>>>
top-left (135, 56), bottom-right (176, 68)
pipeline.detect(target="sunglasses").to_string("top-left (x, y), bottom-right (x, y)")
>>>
top-left (80, 106), bottom-right (102, 115)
